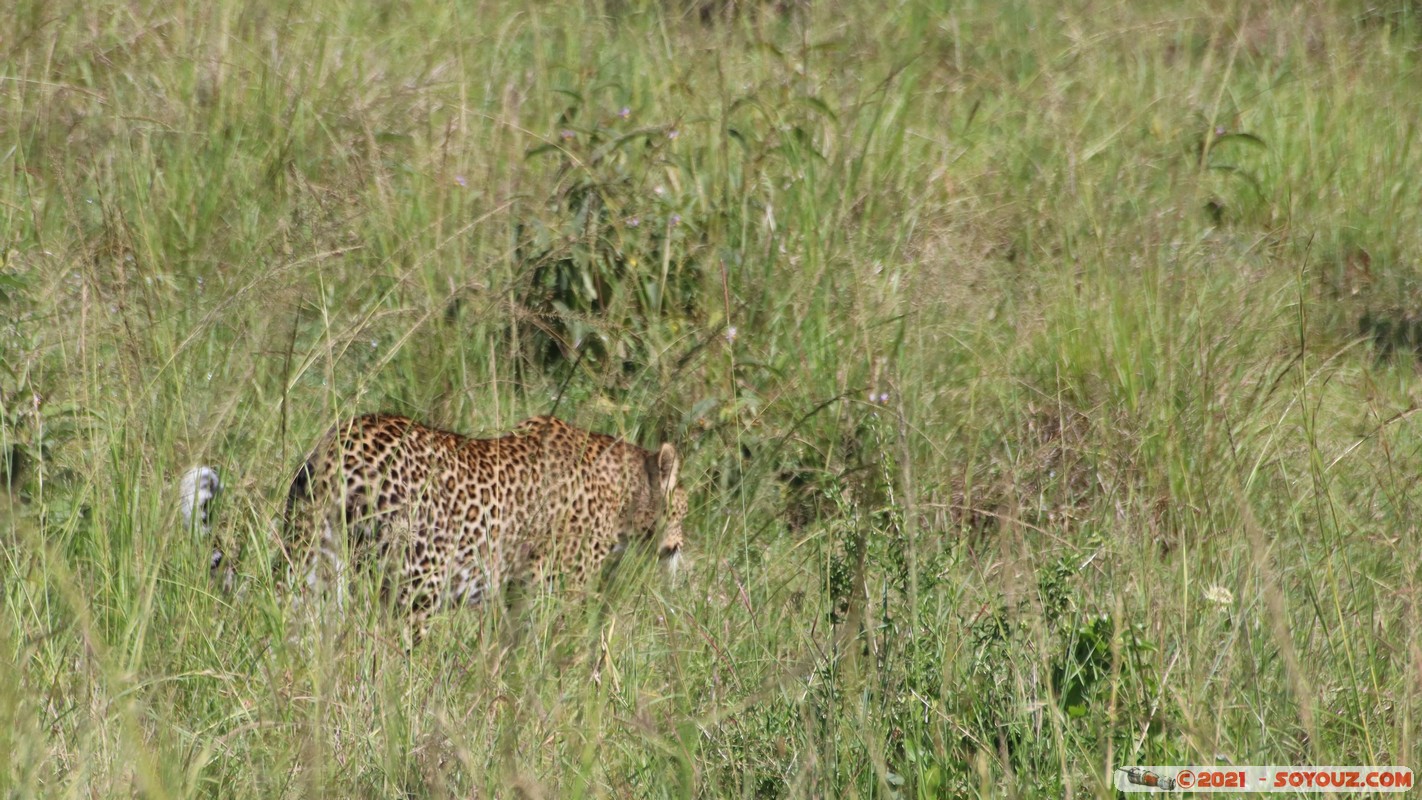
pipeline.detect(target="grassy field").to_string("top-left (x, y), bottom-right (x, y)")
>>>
top-left (3, 0), bottom-right (1422, 796)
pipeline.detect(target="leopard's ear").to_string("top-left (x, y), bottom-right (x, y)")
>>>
top-left (656, 442), bottom-right (680, 495)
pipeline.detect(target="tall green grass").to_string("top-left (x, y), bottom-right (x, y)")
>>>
top-left (2, 0), bottom-right (1421, 796)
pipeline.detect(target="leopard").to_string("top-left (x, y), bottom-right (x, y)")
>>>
top-left (272, 413), bottom-right (687, 639)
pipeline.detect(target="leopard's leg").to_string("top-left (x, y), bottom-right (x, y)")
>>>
top-left (390, 568), bottom-right (447, 649)
top-left (362, 509), bottom-right (420, 647)
top-left (403, 589), bottom-right (435, 650)
top-left (310, 518), bottom-right (351, 611)
top-left (499, 534), bottom-right (550, 623)
top-left (281, 469), bottom-right (367, 611)
top-left (392, 515), bottom-right (462, 647)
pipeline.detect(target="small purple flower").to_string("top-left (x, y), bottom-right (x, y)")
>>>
top-left (1214, 125), bottom-right (1227, 136)
top-left (454, 175), bottom-right (468, 187)
top-left (669, 213), bottom-right (681, 226)
top-left (619, 106), bottom-right (631, 119)
top-left (626, 216), bottom-right (640, 228)
top-left (667, 128), bottom-right (680, 140)
top-left (560, 129), bottom-right (575, 140)
top-left (724, 325), bottom-right (738, 343)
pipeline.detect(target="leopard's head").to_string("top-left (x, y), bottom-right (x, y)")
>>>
top-left (648, 442), bottom-right (687, 574)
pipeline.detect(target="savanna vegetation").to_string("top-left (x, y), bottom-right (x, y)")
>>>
top-left (3, 0), bottom-right (1421, 796)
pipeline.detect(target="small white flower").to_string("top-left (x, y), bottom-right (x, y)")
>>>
top-left (724, 325), bottom-right (738, 343)
top-left (1204, 585), bottom-right (1234, 606)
